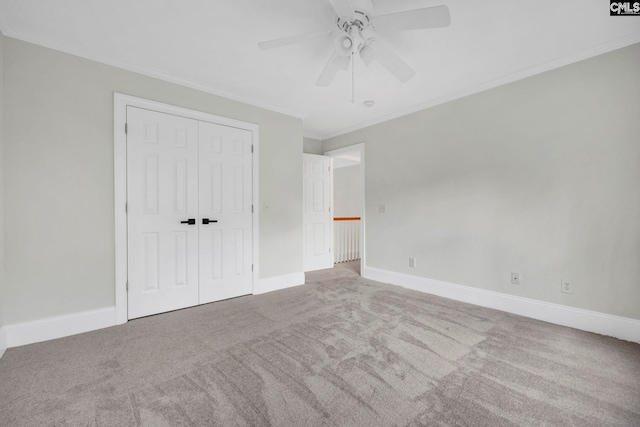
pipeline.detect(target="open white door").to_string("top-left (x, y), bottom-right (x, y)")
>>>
top-left (126, 107), bottom-right (200, 319)
top-left (303, 154), bottom-right (333, 272)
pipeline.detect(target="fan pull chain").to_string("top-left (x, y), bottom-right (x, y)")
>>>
top-left (351, 52), bottom-right (355, 104)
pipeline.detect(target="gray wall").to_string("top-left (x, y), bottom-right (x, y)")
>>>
top-left (3, 37), bottom-right (303, 325)
top-left (323, 44), bottom-right (640, 320)
top-left (303, 137), bottom-right (323, 155)
top-left (334, 165), bottom-right (361, 217)
top-left (0, 31), bottom-right (4, 331)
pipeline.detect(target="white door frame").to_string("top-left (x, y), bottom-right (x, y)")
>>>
top-left (323, 143), bottom-right (365, 272)
top-left (113, 93), bottom-right (260, 325)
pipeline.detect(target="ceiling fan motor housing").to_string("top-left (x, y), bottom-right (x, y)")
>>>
top-left (336, 11), bottom-right (369, 31)
top-left (334, 0), bottom-right (374, 55)
top-left (335, 0), bottom-right (374, 28)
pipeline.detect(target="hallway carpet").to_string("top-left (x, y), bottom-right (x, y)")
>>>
top-left (1, 262), bottom-right (639, 426)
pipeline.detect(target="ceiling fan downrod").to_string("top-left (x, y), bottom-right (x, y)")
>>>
top-left (351, 51), bottom-right (355, 103)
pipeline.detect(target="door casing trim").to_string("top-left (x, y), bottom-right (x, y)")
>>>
top-left (113, 93), bottom-right (260, 325)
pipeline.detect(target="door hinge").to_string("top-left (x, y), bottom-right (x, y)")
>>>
top-left (251, 204), bottom-right (254, 213)
top-left (251, 145), bottom-right (254, 153)
top-left (328, 166), bottom-right (331, 172)
top-left (126, 281), bottom-right (129, 291)
top-left (125, 123), bottom-right (128, 135)
top-left (329, 206), bottom-right (331, 213)
top-left (125, 202), bottom-right (128, 213)
top-left (251, 264), bottom-right (254, 272)
top-left (329, 247), bottom-right (331, 253)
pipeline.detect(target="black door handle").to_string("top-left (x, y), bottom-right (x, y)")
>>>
top-left (202, 218), bottom-right (218, 225)
top-left (180, 218), bottom-right (196, 225)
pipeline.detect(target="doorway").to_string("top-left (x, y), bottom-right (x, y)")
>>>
top-left (324, 143), bottom-right (365, 276)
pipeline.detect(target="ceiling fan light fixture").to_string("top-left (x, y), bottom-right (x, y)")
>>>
top-left (359, 44), bottom-right (375, 66)
top-left (334, 33), bottom-right (354, 56)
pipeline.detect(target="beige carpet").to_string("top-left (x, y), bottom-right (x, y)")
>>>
top-left (1, 261), bottom-right (639, 426)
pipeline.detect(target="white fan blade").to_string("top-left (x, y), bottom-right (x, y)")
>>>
top-left (369, 42), bottom-right (415, 82)
top-left (329, 0), bottom-right (355, 19)
top-left (374, 5), bottom-right (451, 32)
top-left (258, 30), bottom-right (333, 50)
top-left (316, 51), bottom-right (350, 86)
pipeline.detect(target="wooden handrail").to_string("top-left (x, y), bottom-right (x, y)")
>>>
top-left (333, 217), bottom-right (361, 221)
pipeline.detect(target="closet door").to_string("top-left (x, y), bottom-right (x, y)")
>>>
top-left (198, 122), bottom-right (253, 303)
top-left (126, 107), bottom-right (200, 319)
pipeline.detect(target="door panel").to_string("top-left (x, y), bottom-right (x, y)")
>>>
top-left (303, 154), bottom-right (333, 272)
top-left (127, 107), bottom-right (200, 319)
top-left (198, 122), bottom-right (253, 304)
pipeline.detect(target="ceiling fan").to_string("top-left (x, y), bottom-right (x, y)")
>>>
top-left (258, 0), bottom-right (451, 87)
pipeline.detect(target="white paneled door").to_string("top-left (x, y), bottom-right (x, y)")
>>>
top-left (198, 122), bottom-right (253, 304)
top-left (126, 107), bottom-right (253, 319)
top-left (303, 154), bottom-right (333, 272)
top-left (127, 107), bottom-right (200, 319)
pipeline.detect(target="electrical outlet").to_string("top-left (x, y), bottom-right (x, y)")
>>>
top-left (511, 272), bottom-right (520, 285)
top-left (409, 257), bottom-right (416, 268)
top-left (561, 279), bottom-right (573, 294)
top-left (378, 203), bottom-right (386, 214)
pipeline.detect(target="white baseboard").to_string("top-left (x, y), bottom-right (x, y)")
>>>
top-left (254, 272), bottom-right (305, 295)
top-left (363, 267), bottom-right (640, 344)
top-left (0, 327), bottom-right (7, 359)
top-left (2, 273), bottom-right (306, 350)
top-left (5, 307), bottom-right (116, 348)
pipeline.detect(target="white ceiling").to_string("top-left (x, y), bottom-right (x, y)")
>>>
top-left (1, 0), bottom-right (638, 140)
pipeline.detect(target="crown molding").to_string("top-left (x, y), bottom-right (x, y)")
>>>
top-left (3, 22), bottom-right (638, 142)
top-left (303, 131), bottom-right (324, 141)
top-left (1, 26), bottom-right (306, 121)
top-left (320, 33), bottom-right (640, 141)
